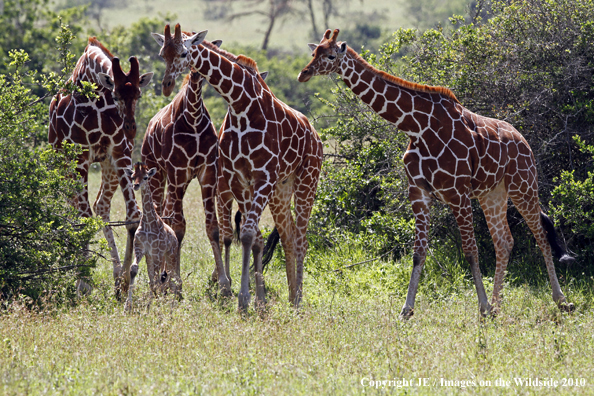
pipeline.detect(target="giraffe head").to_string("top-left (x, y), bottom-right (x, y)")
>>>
top-left (97, 57), bottom-right (153, 133)
top-left (151, 23), bottom-right (207, 97)
top-left (125, 162), bottom-right (157, 191)
top-left (298, 29), bottom-right (347, 82)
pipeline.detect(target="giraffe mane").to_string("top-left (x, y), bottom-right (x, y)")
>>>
top-left (87, 37), bottom-right (114, 60)
top-left (346, 47), bottom-right (460, 103)
top-left (236, 55), bottom-right (259, 73)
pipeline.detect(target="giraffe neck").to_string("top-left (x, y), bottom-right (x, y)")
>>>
top-left (73, 44), bottom-right (112, 88)
top-left (187, 46), bottom-right (262, 113)
top-left (337, 48), bottom-right (458, 137)
top-left (182, 73), bottom-right (208, 124)
top-left (140, 183), bottom-right (159, 224)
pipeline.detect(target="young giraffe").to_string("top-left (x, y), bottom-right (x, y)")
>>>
top-left (153, 25), bottom-right (323, 310)
top-left (49, 38), bottom-right (153, 296)
top-left (298, 29), bottom-right (574, 318)
top-left (124, 162), bottom-right (179, 310)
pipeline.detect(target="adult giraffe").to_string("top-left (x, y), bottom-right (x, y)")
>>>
top-left (298, 29), bottom-right (574, 318)
top-left (145, 27), bottom-right (270, 296)
top-left (49, 37), bottom-right (153, 296)
top-left (153, 24), bottom-right (323, 310)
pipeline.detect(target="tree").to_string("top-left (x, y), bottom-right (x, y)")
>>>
top-left (227, 0), bottom-right (298, 50)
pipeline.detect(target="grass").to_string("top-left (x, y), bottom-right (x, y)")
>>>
top-left (1, 171), bottom-right (594, 395)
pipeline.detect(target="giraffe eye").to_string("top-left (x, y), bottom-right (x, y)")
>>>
top-left (328, 55), bottom-right (336, 60)
top-left (144, 176), bottom-right (148, 180)
top-left (181, 52), bottom-right (187, 58)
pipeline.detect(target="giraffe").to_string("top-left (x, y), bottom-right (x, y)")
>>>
top-left (298, 29), bottom-right (574, 318)
top-left (124, 162), bottom-right (179, 310)
top-left (144, 29), bottom-right (270, 296)
top-left (153, 24), bottom-right (323, 310)
top-left (49, 37), bottom-right (153, 296)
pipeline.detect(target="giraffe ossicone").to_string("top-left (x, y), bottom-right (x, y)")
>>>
top-left (49, 37), bottom-right (153, 298)
top-left (298, 28), bottom-right (574, 318)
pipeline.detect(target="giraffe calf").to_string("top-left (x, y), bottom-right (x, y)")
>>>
top-left (124, 162), bottom-right (180, 310)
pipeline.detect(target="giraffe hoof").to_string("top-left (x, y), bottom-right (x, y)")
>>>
top-left (489, 307), bottom-right (500, 318)
top-left (480, 304), bottom-right (492, 318)
top-left (559, 302), bottom-right (575, 313)
top-left (399, 307), bottom-right (414, 320)
top-left (238, 292), bottom-right (250, 312)
top-left (220, 286), bottom-right (233, 298)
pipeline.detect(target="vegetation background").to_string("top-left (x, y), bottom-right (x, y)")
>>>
top-left (1, 0), bottom-right (594, 394)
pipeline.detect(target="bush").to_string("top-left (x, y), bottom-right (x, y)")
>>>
top-left (551, 137), bottom-right (594, 269)
top-left (0, 28), bottom-right (103, 301)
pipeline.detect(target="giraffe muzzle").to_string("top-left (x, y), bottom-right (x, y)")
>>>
top-left (162, 78), bottom-right (176, 97)
top-left (297, 69), bottom-right (312, 83)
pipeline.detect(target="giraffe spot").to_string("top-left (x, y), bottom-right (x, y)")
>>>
top-left (398, 90), bottom-right (413, 113)
top-left (360, 90), bottom-right (376, 105)
top-left (415, 96), bottom-right (433, 114)
top-left (351, 81), bottom-right (369, 95)
top-left (82, 112), bottom-right (99, 131)
top-left (371, 97), bottom-right (386, 113)
top-left (399, 114), bottom-right (420, 133)
top-left (209, 68), bottom-right (222, 84)
top-left (384, 86), bottom-right (399, 102)
top-left (372, 77), bottom-right (385, 94)
top-left (383, 102), bottom-right (403, 124)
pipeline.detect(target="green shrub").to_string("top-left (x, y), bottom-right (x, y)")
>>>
top-left (0, 28), bottom-right (103, 302)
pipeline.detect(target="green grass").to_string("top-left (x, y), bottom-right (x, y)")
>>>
top-left (1, 171), bottom-right (593, 395)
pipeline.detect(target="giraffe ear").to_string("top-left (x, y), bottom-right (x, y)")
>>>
top-left (308, 43), bottom-right (318, 52)
top-left (147, 168), bottom-right (157, 178)
top-left (98, 72), bottom-right (114, 90)
top-left (338, 42), bottom-right (348, 55)
top-left (138, 72), bottom-right (154, 88)
top-left (184, 30), bottom-right (208, 49)
top-left (259, 71), bottom-right (269, 81)
top-left (211, 39), bottom-right (223, 48)
top-left (151, 33), bottom-right (166, 47)
top-left (124, 168), bottom-right (133, 177)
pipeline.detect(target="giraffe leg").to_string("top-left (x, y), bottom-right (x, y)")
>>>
top-left (216, 171), bottom-right (236, 290)
top-left (164, 234), bottom-right (181, 297)
top-left (114, 158), bottom-right (141, 296)
top-left (252, 230), bottom-right (266, 308)
top-left (93, 160), bottom-right (123, 295)
top-left (451, 195), bottom-right (492, 317)
top-left (197, 166), bottom-right (230, 296)
top-left (162, 174), bottom-right (189, 296)
top-left (292, 161), bottom-right (321, 307)
top-left (401, 186), bottom-right (431, 319)
top-left (236, 175), bottom-right (274, 311)
top-left (478, 182), bottom-right (514, 315)
top-left (509, 189), bottom-right (572, 311)
top-left (125, 244), bottom-right (144, 312)
top-left (73, 154), bottom-right (93, 298)
top-left (268, 181), bottom-right (298, 305)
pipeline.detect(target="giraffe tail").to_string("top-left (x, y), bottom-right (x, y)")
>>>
top-left (540, 211), bottom-right (574, 264)
top-left (233, 210), bottom-right (242, 243)
top-left (261, 227), bottom-right (280, 271)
